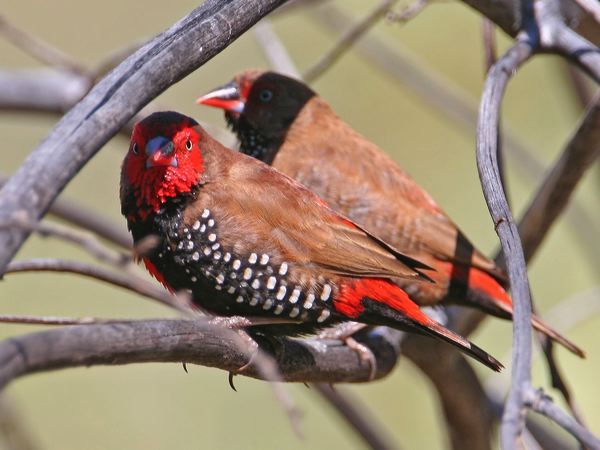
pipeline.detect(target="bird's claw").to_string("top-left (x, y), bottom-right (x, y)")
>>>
top-left (318, 322), bottom-right (377, 380)
top-left (344, 336), bottom-right (377, 381)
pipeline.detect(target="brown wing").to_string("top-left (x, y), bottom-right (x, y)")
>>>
top-left (196, 136), bottom-right (431, 282)
top-left (275, 98), bottom-right (506, 282)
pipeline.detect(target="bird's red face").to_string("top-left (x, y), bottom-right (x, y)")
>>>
top-left (123, 111), bottom-right (204, 219)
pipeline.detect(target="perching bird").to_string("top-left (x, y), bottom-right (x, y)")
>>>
top-left (120, 111), bottom-right (503, 371)
top-left (197, 70), bottom-right (584, 357)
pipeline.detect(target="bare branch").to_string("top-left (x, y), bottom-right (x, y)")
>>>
top-left (303, 0), bottom-right (398, 82)
top-left (536, 1), bottom-right (600, 84)
top-left (0, 68), bottom-right (89, 113)
top-left (4, 258), bottom-right (184, 311)
top-left (0, 15), bottom-right (88, 74)
top-left (525, 388), bottom-right (600, 449)
top-left (564, 65), bottom-right (595, 108)
top-left (0, 314), bottom-right (111, 326)
top-left (0, 0), bottom-right (289, 275)
top-left (482, 19), bottom-right (497, 71)
top-left (402, 335), bottom-right (495, 450)
top-left (571, 0), bottom-right (600, 27)
top-left (25, 219), bottom-right (130, 267)
top-left (253, 20), bottom-right (300, 77)
top-left (0, 320), bottom-right (402, 390)
top-left (476, 36), bottom-right (535, 447)
top-left (386, 0), bottom-right (428, 22)
top-left (313, 383), bottom-right (398, 450)
top-left (477, 28), bottom-right (600, 447)
top-left (516, 91), bottom-right (600, 265)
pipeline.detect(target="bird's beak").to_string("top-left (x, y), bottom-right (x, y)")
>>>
top-left (196, 82), bottom-right (245, 114)
top-left (145, 136), bottom-right (178, 169)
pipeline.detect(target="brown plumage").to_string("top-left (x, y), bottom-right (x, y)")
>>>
top-left (197, 70), bottom-right (584, 358)
top-left (119, 111), bottom-right (503, 371)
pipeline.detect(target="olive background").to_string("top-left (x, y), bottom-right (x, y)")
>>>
top-left (1, 1), bottom-right (598, 449)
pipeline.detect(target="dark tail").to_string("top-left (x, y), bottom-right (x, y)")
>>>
top-left (348, 279), bottom-right (504, 372)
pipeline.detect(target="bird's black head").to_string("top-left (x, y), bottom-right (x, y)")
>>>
top-left (197, 70), bottom-right (316, 164)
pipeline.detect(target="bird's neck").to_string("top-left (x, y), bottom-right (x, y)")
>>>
top-left (227, 116), bottom-right (283, 165)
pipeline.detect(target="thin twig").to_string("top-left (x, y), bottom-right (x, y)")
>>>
top-left (386, 0), bottom-right (428, 23)
top-left (5, 218), bottom-right (131, 267)
top-left (253, 20), bottom-right (300, 77)
top-left (4, 258), bottom-right (184, 311)
top-left (514, 90), bottom-right (600, 265)
top-left (482, 19), bottom-right (497, 71)
top-left (0, 15), bottom-right (88, 74)
top-left (303, 0), bottom-right (398, 82)
top-left (525, 388), bottom-right (600, 449)
top-left (313, 383), bottom-right (398, 450)
top-left (564, 65), bottom-right (595, 109)
top-left (0, 314), bottom-right (108, 326)
top-left (476, 35), bottom-right (535, 448)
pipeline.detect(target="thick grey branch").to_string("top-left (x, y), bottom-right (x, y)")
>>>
top-left (0, 320), bottom-right (401, 391)
top-left (0, 0), bottom-right (288, 275)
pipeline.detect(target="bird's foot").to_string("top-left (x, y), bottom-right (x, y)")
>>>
top-left (209, 315), bottom-right (300, 329)
top-left (225, 327), bottom-right (261, 391)
top-left (318, 322), bottom-right (377, 380)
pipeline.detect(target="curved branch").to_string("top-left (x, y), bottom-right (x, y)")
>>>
top-left (0, 319), bottom-right (402, 391)
top-left (0, 0), bottom-right (288, 274)
top-left (476, 37), bottom-right (535, 447)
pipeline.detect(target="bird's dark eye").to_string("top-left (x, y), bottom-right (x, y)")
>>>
top-left (259, 89), bottom-right (273, 103)
top-left (185, 139), bottom-right (193, 151)
top-left (132, 143), bottom-right (139, 155)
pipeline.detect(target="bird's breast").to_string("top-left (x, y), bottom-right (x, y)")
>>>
top-left (143, 206), bottom-right (339, 330)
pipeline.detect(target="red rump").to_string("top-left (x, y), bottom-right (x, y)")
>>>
top-left (438, 261), bottom-right (511, 308)
top-left (335, 278), bottom-right (433, 326)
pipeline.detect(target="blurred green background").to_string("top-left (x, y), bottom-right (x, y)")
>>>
top-left (1, 1), bottom-right (598, 449)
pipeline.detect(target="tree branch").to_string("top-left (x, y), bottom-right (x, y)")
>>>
top-left (0, 0), bottom-right (288, 275)
top-left (313, 383), bottom-right (398, 450)
top-left (516, 90), bottom-right (600, 265)
top-left (253, 19), bottom-right (300, 77)
top-left (303, 0), bottom-right (398, 82)
top-left (0, 319), bottom-right (402, 391)
top-left (476, 35), bottom-right (536, 448)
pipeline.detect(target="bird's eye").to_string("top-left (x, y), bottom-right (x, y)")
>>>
top-left (132, 143), bottom-right (139, 155)
top-left (185, 139), bottom-right (193, 151)
top-left (259, 89), bottom-right (273, 103)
